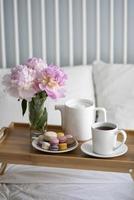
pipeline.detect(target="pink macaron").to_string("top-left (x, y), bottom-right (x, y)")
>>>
top-left (50, 138), bottom-right (59, 145)
top-left (66, 134), bottom-right (73, 139)
top-left (58, 136), bottom-right (67, 143)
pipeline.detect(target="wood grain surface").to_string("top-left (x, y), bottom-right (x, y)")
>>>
top-left (0, 122), bottom-right (134, 178)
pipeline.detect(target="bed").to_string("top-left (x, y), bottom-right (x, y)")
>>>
top-left (0, 0), bottom-right (134, 199)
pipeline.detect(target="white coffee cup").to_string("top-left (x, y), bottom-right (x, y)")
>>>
top-left (55, 98), bottom-right (107, 141)
top-left (91, 122), bottom-right (127, 155)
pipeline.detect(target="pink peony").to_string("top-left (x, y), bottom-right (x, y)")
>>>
top-left (3, 58), bottom-right (67, 101)
top-left (38, 65), bottom-right (67, 99)
top-left (3, 65), bottom-right (37, 101)
top-left (26, 57), bottom-right (47, 71)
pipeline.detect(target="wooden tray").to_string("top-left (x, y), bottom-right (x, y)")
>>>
top-left (0, 122), bottom-right (134, 177)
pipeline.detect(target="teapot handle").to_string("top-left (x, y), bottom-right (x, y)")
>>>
top-left (55, 105), bottom-right (65, 129)
top-left (94, 107), bottom-right (107, 122)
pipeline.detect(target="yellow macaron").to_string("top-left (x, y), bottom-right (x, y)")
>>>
top-left (59, 143), bottom-right (67, 151)
top-left (57, 132), bottom-right (64, 137)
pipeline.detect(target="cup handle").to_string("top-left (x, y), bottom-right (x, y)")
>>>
top-left (94, 107), bottom-right (107, 122)
top-left (114, 130), bottom-right (127, 151)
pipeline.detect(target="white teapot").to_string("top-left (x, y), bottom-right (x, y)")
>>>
top-left (55, 98), bottom-right (107, 141)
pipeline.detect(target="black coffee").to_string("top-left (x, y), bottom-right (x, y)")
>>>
top-left (96, 126), bottom-right (114, 130)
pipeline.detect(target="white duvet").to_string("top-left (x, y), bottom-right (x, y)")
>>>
top-left (0, 164), bottom-right (134, 200)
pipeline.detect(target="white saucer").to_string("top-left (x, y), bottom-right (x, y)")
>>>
top-left (81, 140), bottom-right (128, 158)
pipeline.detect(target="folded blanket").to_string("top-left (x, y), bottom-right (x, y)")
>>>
top-left (0, 165), bottom-right (134, 200)
top-left (0, 164), bottom-right (133, 184)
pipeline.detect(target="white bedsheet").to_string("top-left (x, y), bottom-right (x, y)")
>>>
top-left (0, 164), bottom-right (134, 200)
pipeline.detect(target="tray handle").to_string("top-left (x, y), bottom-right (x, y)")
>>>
top-left (0, 127), bottom-right (8, 144)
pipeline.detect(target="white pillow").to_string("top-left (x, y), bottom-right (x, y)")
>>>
top-left (0, 65), bottom-right (95, 127)
top-left (93, 61), bottom-right (134, 129)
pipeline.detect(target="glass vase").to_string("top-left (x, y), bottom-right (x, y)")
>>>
top-left (29, 92), bottom-right (48, 136)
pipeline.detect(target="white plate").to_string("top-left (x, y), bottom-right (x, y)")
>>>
top-left (32, 139), bottom-right (79, 154)
top-left (81, 140), bottom-right (128, 158)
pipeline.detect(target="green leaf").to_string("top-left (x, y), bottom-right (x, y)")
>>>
top-left (21, 99), bottom-right (27, 116)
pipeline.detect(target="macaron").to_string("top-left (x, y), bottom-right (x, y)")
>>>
top-left (44, 131), bottom-right (57, 142)
top-left (41, 141), bottom-right (50, 150)
top-left (37, 140), bottom-right (43, 148)
top-left (59, 143), bottom-right (67, 151)
top-left (50, 138), bottom-right (59, 145)
top-left (57, 132), bottom-right (64, 137)
top-left (66, 137), bottom-right (76, 148)
top-left (50, 144), bottom-right (59, 151)
top-left (38, 134), bottom-right (45, 141)
top-left (59, 136), bottom-right (67, 143)
top-left (66, 134), bottom-right (73, 139)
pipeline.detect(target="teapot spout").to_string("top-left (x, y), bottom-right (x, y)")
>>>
top-left (55, 105), bottom-right (65, 130)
